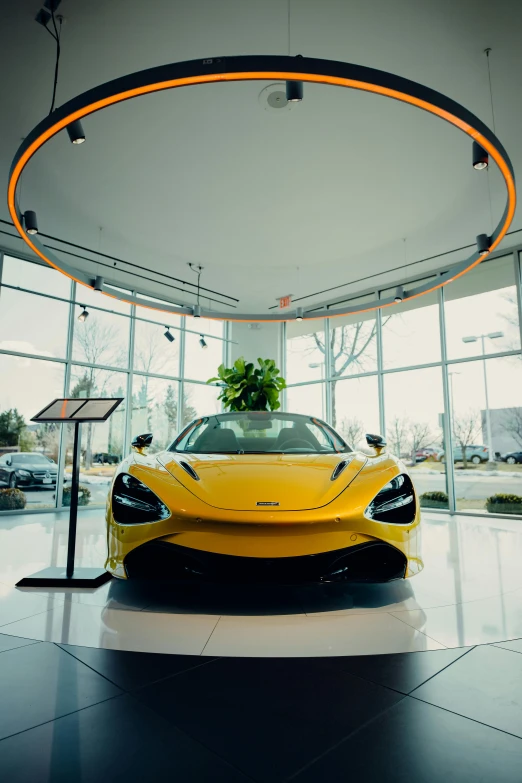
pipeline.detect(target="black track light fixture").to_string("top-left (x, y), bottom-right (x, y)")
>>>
top-left (472, 140), bottom-right (488, 170)
top-left (286, 54), bottom-right (304, 102)
top-left (93, 275), bottom-right (104, 292)
top-left (67, 120), bottom-right (86, 145)
top-left (78, 306), bottom-right (89, 322)
top-left (164, 327), bottom-right (175, 343)
top-left (199, 335), bottom-right (208, 349)
top-left (23, 210), bottom-right (38, 235)
top-left (295, 307), bottom-right (304, 321)
top-left (394, 285), bottom-right (404, 303)
top-left (476, 233), bottom-right (491, 255)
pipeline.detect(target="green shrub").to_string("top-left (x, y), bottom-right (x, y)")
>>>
top-left (62, 485), bottom-right (91, 507)
top-left (0, 488), bottom-right (27, 510)
top-left (486, 493), bottom-right (522, 505)
top-left (420, 491), bottom-right (448, 503)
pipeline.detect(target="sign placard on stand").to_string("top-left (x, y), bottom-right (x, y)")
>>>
top-left (16, 398), bottom-right (123, 588)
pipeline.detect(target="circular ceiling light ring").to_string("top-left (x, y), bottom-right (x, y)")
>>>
top-left (8, 55), bottom-right (516, 323)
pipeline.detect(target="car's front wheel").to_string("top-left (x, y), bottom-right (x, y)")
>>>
top-left (471, 455), bottom-right (482, 465)
top-left (8, 474), bottom-right (17, 488)
top-left (507, 456), bottom-right (516, 465)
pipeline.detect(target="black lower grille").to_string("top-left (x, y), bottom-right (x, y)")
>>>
top-left (124, 540), bottom-right (407, 584)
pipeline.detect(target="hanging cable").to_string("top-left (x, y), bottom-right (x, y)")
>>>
top-left (48, 9), bottom-right (62, 115)
top-left (484, 48), bottom-right (495, 234)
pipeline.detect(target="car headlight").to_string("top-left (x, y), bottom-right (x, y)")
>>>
top-left (365, 474), bottom-right (416, 524)
top-left (112, 473), bottom-right (170, 524)
top-left (16, 469), bottom-right (31, 477)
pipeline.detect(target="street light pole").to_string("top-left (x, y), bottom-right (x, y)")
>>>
top-left (462, 331), bottom-right (504, 466)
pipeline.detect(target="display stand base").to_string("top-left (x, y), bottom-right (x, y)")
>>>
top-left (16, 567), bottom-right (112, 588)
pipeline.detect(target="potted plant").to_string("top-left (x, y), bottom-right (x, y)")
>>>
top-left (208, 357), bottom-right (286, 411)
top-left (419, 491), bottom-right (448, 509)
top-left (0, 488), bottom-right (27, 510)
top-left (486, 493), bottom-right (522, 516)
top-left (62, 484), bottom-right (91, 507)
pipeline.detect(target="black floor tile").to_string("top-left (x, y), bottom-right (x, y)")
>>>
top-left (58, 642), bottom-right (216, 691)
top-left (292, 697), bottom-right (522, 783)
top-left (0, 632), bottom-right (39, 654)
top-left (0, 693), bottom-right (253, 783)
top-left (312, 646), bottom-right (472, 694)
top-left (0, 642), bottom-right (122, 740)
top-left (412, 644), bottom-right (522, 738)
top-left (134, 656), bottom-right (403, 782)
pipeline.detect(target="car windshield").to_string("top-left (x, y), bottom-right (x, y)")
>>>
top-left (170, 412), bottom-right (350, 454)
top-left (11, 454), bottom-right (52, 464)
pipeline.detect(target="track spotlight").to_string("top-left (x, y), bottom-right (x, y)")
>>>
top-left (296, 307), bottom-right (304, 321)
top-left (164, 327), bottom-right (175, 343)
top-left (23, 211), bottom-right (38, 235)
top-left (476, 233), bottom-right (491, 255)
top-left (193, 305), bottom-right (201, 318)
top-left (78, 306), bottom-right (89, 322)
top-left (394, 285), bottom-right (404, 303)
top-left (472, 140), bottom-right (488, 170)
top-left (286, 80), bottom-right (303, 102)
top-left (199, 335), bottom-right (208, 350)
top-left (67, 120), bottom-right (86, 145)
top-left (93, 275), bottom-right (104, 292)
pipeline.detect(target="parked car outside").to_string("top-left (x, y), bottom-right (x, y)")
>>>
top-left (0, 452), bottom-right (58, 489)
top-left (437, 445), bottom-right (489, 464)
top-left (93, 452), bottom-right (120, 465)
top-left (498, 451), bottom-right (522, 465)
top-left (415, 447), bottom-right (439, 462)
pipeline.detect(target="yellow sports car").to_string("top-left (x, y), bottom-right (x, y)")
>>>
top-left (105, 412), bottom-right (422, 583)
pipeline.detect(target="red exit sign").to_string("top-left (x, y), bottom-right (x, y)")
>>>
top-left (279, 295), bottom-right (292, 309)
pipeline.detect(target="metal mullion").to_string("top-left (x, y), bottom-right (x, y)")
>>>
top-left (124, 298), bottom-right (136, 455)
top-left (0, 348), bottom-right (67, 365)
top-left (0, 250), bottom-right (4, 287)
top-left (324, 318), bottom-right (332, 423)
top-left (178, 316), bottom-right (186, 433)
top-left (280, 321), bottom-right (287, 411)
top-left (445, 348), bottom-right (522, 367)
top-left (131, 369), bottom-right (182, 382)
top-left (439, 281), bottom-right (456, 514)
top-left (285, 378), bottom-right (335, 389)
top-left (376, 306), bottom-right (385, 436)
top-left (56, 279), bottom-right (76, 508)
top-left (69, 358), bottom-right (132, 374)
top-left (515, 251), bottom-right (522, 353)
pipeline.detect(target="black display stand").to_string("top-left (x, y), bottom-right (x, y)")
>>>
top-left (16, 398), bottom-right (123, 588)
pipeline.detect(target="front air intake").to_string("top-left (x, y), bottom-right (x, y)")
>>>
top-left (179, 461), bottom-right (200, 481)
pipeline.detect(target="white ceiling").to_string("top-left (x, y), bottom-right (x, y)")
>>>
top-left (0, 0), bottom-right (521, 313)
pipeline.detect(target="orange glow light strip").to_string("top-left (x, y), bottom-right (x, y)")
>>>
top-left (7, 68), bottom-right (516, 322)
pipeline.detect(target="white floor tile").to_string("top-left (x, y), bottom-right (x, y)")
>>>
top-left (0, 582), bottom-right (64, 628)
top-left (202, 612), bottom-right (446, 657)
top-left (0, 601), bottom-right (220, 655)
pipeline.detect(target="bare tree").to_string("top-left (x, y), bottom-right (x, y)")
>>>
top-left (408, 421), bottom-right (433, 463)
top-left (500, 407), bottom-right (522, 448)
top-left (311, 321), bottom-right (379, 427)
top-left (452, 412), bottom-right (481, 468)
top-left (339, 417), bottom-right (364, 449)
top-left (72, 319), bottom-right (119, 468)
top-left (388, 416), bottom-right (409, 458)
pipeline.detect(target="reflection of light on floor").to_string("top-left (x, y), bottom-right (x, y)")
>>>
top-left (1, 509), bottom-right (522, 656)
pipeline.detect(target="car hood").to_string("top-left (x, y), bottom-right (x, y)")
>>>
top-left (156, 451), bottom-right (367, 511)
top-left (12, 462), bottom-right (56, 471)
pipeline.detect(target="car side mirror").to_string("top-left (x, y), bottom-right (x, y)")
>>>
top-left (131, 433), bottom-right (153, 453)
top-left (366, 433), bottom-right (386, 455)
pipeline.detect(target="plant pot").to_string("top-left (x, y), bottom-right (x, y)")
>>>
top-left (486, 503), bottom-right (522, 516)
top-left (420, 499), bottom-right (448, 509)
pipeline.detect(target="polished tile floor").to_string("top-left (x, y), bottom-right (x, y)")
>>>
top-left (0, 633), bottom-right (522, 781)
top-left (1, 509), bottom-right (522, 655)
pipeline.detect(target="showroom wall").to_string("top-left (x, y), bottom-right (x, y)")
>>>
top-left (0, 252), bottom-right (227, 511)
top-left (284, 250), bottom-right (522, 517)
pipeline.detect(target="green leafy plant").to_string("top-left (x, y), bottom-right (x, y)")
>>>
top-left (0, 488), bottom-right (26, 510)
top-left (419, 491), bottom-right (448, 509)
top-left (62, 485), bottom-right (91, 507)
top-left (208, 357), bottom-right (286, 412)
top-left (486, 493), bottom-right (522, 516)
